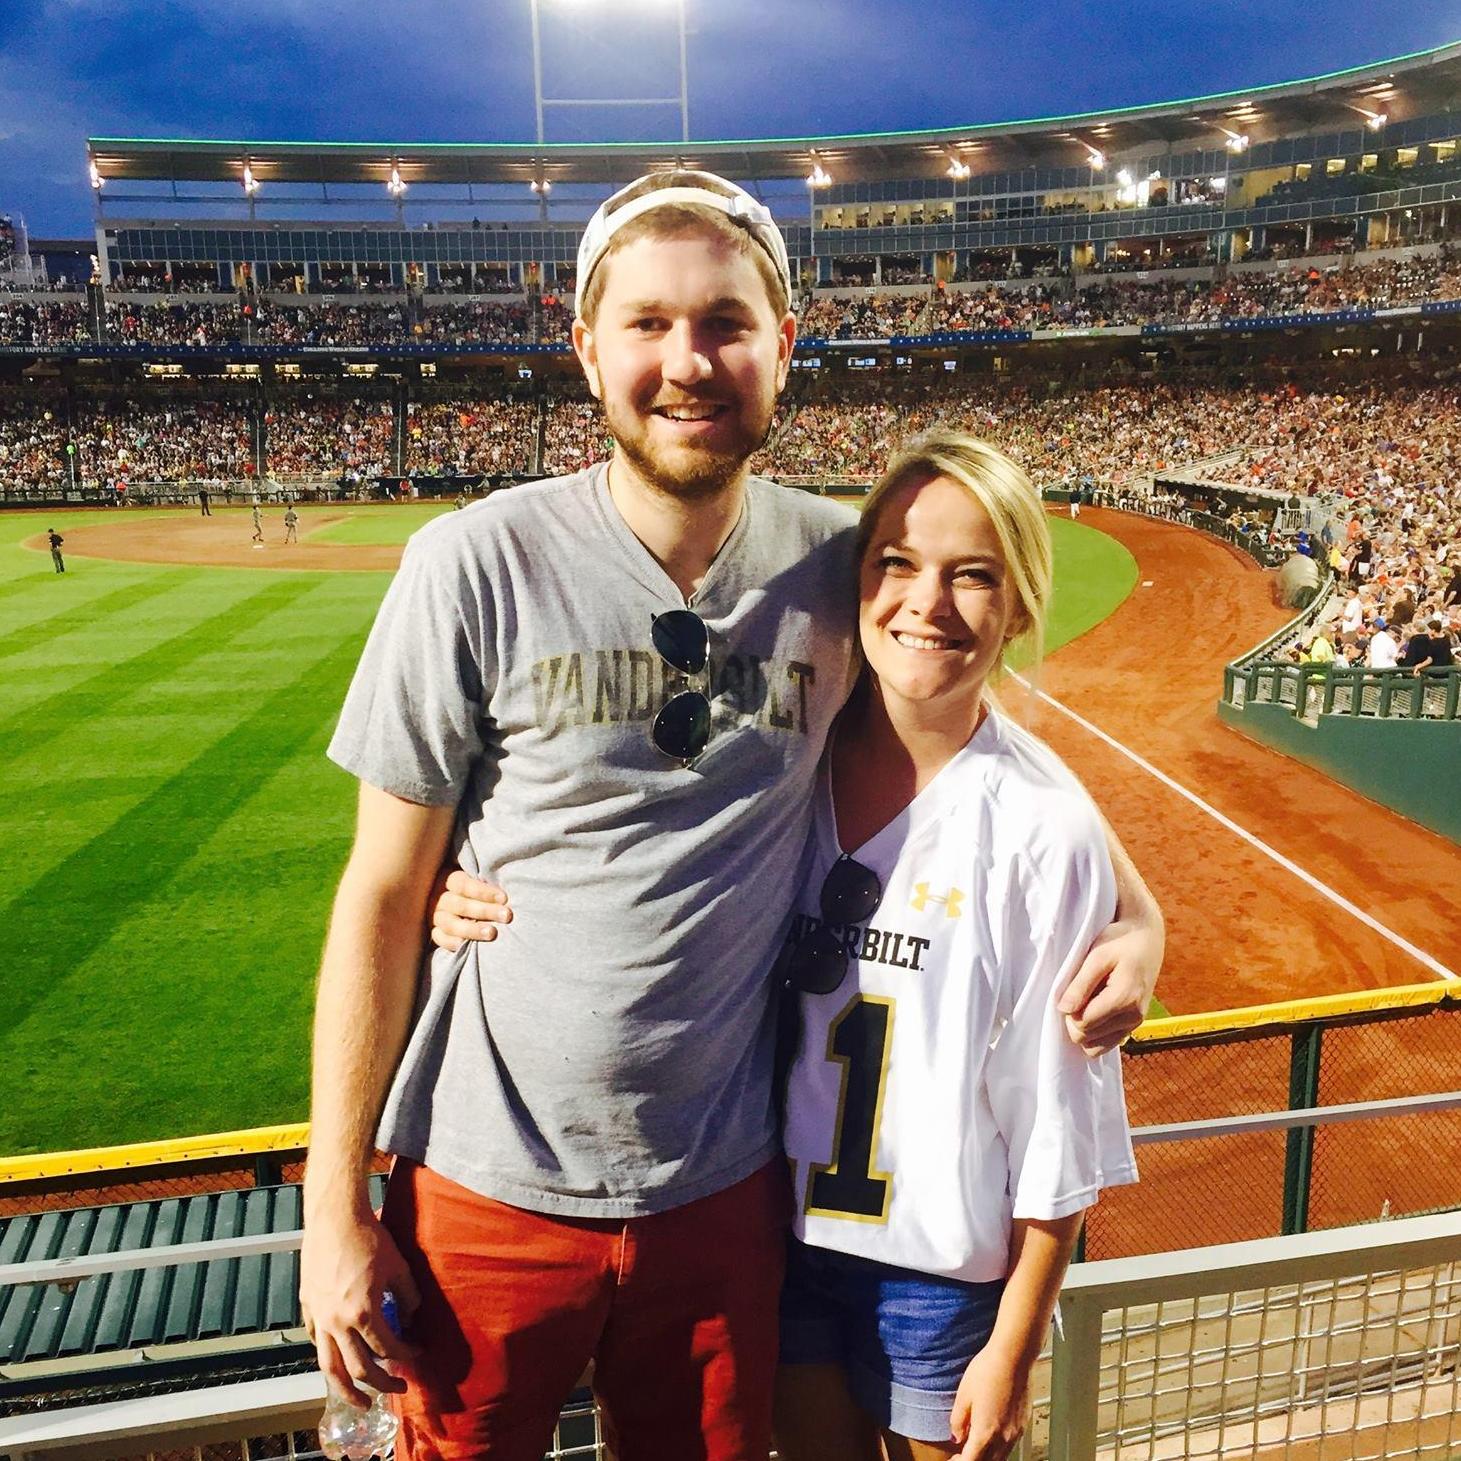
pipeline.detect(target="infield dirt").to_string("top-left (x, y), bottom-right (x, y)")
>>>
top-left (21, 507), bottom-right (409, 572)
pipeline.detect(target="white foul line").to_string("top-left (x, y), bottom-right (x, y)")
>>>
top-left (1012, 675), bottom-right (1460, 983)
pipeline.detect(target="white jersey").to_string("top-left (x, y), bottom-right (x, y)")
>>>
top-left (781, 708), bottom-right (1138, 1282)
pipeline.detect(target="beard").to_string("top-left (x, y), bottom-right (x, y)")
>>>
top-left (600, 389), bottom-right (777, 500)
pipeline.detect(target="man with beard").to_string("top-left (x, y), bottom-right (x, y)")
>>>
top-left (300, 172), bottom-right (1162, 1461)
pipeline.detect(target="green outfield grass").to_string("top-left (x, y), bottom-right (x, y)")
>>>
top-left (1040, 514), bottom-right (1139, 664)
top-left (0, 504), bottom-right (1135, 1157)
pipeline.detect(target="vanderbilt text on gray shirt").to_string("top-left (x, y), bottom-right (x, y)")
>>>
top-left (329, 467), bottom-right (858, 1216)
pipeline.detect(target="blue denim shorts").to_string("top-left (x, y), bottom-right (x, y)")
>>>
top-left (778, 1238), bottom-right (1005, 1443)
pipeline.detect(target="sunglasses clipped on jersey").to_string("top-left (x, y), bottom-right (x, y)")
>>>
top-left (777, 854), bottom-right (884, 997)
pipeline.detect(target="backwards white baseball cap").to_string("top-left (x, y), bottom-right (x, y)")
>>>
top-left (576, 170), bottom-right (793, 307)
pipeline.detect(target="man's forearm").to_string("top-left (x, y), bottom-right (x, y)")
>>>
top-left (304, 868), bottom-right (433, 1219)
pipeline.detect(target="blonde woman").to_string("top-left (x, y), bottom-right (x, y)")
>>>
top-left (771, 430), bottom-right (1137, 1461)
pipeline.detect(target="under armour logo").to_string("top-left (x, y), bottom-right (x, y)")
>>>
top-left (910, 883), bottom-right (964, 918)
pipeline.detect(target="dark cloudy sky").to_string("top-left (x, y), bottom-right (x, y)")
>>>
top-left (0, 1), bottom-right (1456, 236)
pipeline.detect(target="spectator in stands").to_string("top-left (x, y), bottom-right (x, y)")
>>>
top-left (1402, 617), bottom-right (1455, 671)
top-left (1367, 621), bottom-right (1400, 669)
top-left (1445, 563), bottom-right (1461, 608)
top-left (1340, 588), bottom-right (1366, 638)
top-left (1302, 626), bottom-right (1336, 664)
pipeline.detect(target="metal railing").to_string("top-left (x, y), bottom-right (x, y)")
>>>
top-left (1225, 660), bottom-right (1461, 723)
top-left (4, 1211), bottom-right (1457, 1461)
top-left (1045, 1210), bottom-right (1461, 1461)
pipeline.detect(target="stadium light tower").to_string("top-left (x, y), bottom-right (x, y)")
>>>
top-left (528, 0), bottom-right (691, 153)
top-left (805, 153), bottom-right (833, 240)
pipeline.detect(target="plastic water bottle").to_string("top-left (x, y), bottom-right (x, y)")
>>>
top-left (318, 1291), bottom-right (402, 1460)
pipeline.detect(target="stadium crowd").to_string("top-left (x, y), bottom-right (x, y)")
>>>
top-left (264, 398), bottom-right (396, 479)
top-left (0, 349), bottom-right (1456, 662)
top-left (254, 302), bottom-right (412, 347)
top-left (0, 300), bottom-right (92, 345)
top-left (106, 301), bottom-right (242, 347)
top-left (73, 400), bottom-right (254, 485)
top-left (770, 369), bottom-right (1457, 644)
top-left (541, 396), bottom-right (610, 476)
top-left (111, 270), bottom-right (223, 293)
top-left (4, 248), bottom-right (1460, 347)
top-left (413, 301), bottom-right (534, 345)
top-left (767, 377), bottom-right (1240, 484)
top-left (0, 401), bottom-right (68, 484)
top-left (539, 295), bottom-right (573, 346)
top-left (798, 292), bottom-right (928, 338)
top-left (405, 399), bottom-right (538, 475)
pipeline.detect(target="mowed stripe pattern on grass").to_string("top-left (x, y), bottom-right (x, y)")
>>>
top-left (0, 538), bottom-right (389, 1155)
top-left (0, 506), bottom-right (1135, 1156)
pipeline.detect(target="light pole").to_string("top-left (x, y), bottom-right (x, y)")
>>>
top-left (528, 0), bottom-right (691, 147)
top-left (806, 157), bottom-right (832, 291)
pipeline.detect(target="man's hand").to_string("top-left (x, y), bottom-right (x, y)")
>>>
top-left (300, 1203), bottom-right (421, 1408)
top-left (1058, 915), bottom-right (1163, 1057)
top-left (949, 1344), bottom-right (1031, 1461)
top-left (430, 869), bottom-right (513, 952)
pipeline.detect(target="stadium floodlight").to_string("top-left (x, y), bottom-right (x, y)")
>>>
top-left (529, 0), bottom-right (690, 145)
top-left (946, 157), bottom-right (971, 181)
top-left (242, 163), bottom-right (261, 196)
top-left (1086, 148), bottom-right (1105, 169)
top-left (531, 179), bottom-right (552, 194)
top-left (1116, 168), bottom-right (1133, 187)
top-left (88, 160), bottom-right (103, 190)
top-left (806, 156), bottom-right (833, 188)
top-left (1366, 111), bottom-right (1388, 131)
top-left (387, 165), bottom-right (407, 198)
top-left (1216, 126), bottom-right (1249, 153)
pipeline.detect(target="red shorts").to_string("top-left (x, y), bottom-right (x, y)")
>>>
top-left (381, 1159), bottom-right (791, 1461)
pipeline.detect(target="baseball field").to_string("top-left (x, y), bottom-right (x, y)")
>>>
top-left (0, 501), bottom-right (1138, 1158)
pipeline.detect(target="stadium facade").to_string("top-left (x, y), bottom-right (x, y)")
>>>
top-left (78, 41), bottom-right (1461, 290)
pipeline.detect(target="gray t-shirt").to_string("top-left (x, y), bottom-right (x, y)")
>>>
top-left (329, 466), bottom-right (858, 1216)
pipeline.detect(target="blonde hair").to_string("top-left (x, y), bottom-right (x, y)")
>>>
top-left (858, 428), bottom-right (1053, 680)
top-left (577, 171), bottom-right (790, 326)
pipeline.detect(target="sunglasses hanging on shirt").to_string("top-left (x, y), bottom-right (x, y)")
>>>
top-left (779, 854), bottom-right (884, 995)
top-left (650, 609), bottom-right (713, 767)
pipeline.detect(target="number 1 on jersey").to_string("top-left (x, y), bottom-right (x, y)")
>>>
top-left (805, 995), bottom-right (895, 1223)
